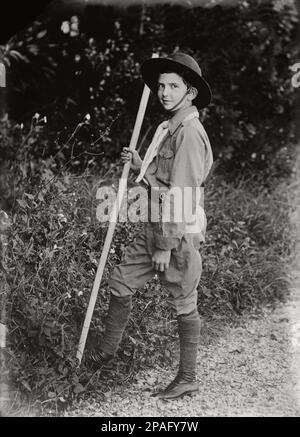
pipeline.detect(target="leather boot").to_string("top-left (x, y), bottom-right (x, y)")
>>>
top-left (87, 293), bottom-right (132, 369)
top-left (152, 372), bottom-right (199, 399)
top-left (155, 309), bottom-right (201, 400)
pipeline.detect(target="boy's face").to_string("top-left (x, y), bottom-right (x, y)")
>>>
top-left (157, 72), bottom-right (193, 112)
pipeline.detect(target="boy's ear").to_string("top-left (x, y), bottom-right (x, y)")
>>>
top-left (188, 86), bottom-right (198, 101)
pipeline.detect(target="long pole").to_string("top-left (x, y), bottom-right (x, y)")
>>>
top-left (76, 54), bottom-right (158, 365)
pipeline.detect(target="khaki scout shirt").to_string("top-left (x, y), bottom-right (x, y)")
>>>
top-left (143, 105), bottom-right (213, 251)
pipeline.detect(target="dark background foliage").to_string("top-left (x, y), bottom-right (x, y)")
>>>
top-left (1, 0), bottom-right (299, 170)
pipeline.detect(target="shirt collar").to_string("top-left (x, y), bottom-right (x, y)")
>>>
top-left (168, 105), bottom-right (197, 136)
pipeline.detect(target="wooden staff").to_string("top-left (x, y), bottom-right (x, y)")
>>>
top-left (76, 53), bottom-right (158, 365)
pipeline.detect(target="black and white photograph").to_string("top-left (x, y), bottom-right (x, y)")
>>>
top-left (0, 0), bottom-right (300, 419)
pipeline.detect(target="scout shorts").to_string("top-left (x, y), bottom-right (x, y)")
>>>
top-left (109, 223), bottom-right (202, 315)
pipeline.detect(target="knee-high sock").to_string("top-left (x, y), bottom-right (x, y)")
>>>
top-left (100, 294), bottom-right (132, 355)
top-left (177, 309), bottom-right (201, 382)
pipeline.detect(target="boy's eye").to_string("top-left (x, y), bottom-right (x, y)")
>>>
top-left (157, 83), bottom-right (178, 90)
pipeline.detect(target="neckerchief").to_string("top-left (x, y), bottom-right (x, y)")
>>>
top-left (135, 110), bottom-right (199, 184)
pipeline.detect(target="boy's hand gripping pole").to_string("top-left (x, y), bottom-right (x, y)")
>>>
top-left (76, 54), bottom-right (158, 366)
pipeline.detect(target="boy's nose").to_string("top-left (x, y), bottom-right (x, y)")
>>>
top-left (162, 87), bottom-right (169, 97)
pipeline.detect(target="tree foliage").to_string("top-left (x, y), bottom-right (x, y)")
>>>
top-left (1, 0), bottom-right (299, 171)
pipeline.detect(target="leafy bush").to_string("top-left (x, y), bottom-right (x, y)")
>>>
top-left (0, 113), bottom-right (106, 211)
top-left (201, 172), bottom-right (293, 315)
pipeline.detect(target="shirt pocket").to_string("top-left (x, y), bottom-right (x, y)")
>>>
top-left (156, 147), bottom-right (175, 184)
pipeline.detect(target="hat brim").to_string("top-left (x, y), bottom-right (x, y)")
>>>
top-left (141, 58), bottom-right (212, 109)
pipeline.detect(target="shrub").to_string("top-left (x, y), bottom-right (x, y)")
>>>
top-left (201, 172), bottom-right (293, 315)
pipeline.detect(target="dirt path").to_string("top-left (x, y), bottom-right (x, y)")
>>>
top-left (62, 289), bottom-right (300, 417)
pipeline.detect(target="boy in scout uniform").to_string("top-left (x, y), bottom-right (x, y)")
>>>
top-left (88, 52), bottom-right (213, 400)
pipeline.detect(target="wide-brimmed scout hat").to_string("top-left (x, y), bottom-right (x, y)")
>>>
top-left (141, 52), bottom-right (212, 109)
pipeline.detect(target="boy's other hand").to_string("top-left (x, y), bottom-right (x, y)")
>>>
top-left (121, 147), bottom-right (142, 171)
top-left (152, 249), bottom-right (171, 272)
